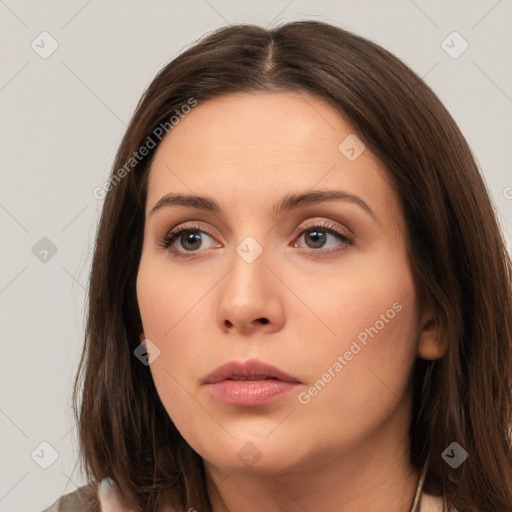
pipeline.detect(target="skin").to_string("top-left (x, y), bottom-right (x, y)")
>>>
top-left (136, 91), bottom-right (445, 512)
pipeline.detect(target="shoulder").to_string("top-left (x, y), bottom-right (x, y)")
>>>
top-left (42, 478), bottom-right (181, 512)
top-left (97, 478), bottom-right (182, 512)
top-left (41, 483), bottom-right (99, 512)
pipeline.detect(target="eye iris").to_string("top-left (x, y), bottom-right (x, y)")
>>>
top-left (181, 231), bottom-right (202, 250)
top-left (168, 225), bottom-right (344, 254)
top-left (306, 229), bottom-right (326, 248)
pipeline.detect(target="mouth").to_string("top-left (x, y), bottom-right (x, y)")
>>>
top-left (202, 358), bottom-right (302, 407)
top-left (202, 358), bottom-right (301, 385)
top-left (225, 376), bottom-right (281, 381)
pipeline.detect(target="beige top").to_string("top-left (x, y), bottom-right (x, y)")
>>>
top-left (42, 467), bottom-right (453, 512)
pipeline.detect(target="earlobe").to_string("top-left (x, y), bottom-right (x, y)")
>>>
top-left (139, 332), bottom-right (145, 343)
top-left (417, 317), bottom-right (447, 360)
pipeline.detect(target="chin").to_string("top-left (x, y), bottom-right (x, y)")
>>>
top-left (187, 429), bottom-right (311, 475)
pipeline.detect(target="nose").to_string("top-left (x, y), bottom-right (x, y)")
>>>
top-left (216, 246), bottom-right (285, 336)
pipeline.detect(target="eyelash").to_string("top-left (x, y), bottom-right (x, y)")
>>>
top-left (158, 220), bottom-right (354, 259)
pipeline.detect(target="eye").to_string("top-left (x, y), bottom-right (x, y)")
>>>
top-left (158, 220), bottom-right (354, 259)
top-left (158, 223), bottom-right (217, 258)
top-left (292, 220), bottom-right (353, 255)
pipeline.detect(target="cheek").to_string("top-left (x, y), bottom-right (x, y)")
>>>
top-left (303, 247), bottom-right (418, 363)
top-left (304, 303), bottom-right (418, 451)
top-left (296, 263), bottom-right (420, 438)
top-left (136, 256), bottom-right (211, 426)
top-left (136, 251), bottom-right (203, 341)
top-left (300, 239), bottom-right (416, 363)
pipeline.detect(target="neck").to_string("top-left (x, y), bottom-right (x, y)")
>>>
top-left (205, 407), bottom-right (420, 512)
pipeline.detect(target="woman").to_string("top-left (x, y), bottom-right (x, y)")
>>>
top-left (42, 19), bottom-right (512, 512)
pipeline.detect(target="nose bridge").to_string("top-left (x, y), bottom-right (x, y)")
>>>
top-left (228, 233), bottom-right (269, 298)
top-left (215, 230), bottom-right (281, 332)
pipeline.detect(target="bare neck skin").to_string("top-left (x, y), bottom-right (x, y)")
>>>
top-left (205, 392), bottom-right (419, 512)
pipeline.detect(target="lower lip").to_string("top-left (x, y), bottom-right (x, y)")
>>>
top-left (206, 379), bottom-right (300, 407)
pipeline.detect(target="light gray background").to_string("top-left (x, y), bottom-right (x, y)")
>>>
top-left (1, 1), bottom-right (511, 510)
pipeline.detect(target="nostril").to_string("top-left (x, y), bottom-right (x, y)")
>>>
top-left (258, 318), bottom-right (269, 324)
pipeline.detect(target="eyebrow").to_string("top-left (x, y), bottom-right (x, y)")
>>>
top-left (149, 190), bottom-right (377, 220)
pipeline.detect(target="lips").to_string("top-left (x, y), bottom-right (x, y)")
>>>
top-left (202, 358), bottom-right (301, 385)
top-left (202, 358), bottom-right (302, 407)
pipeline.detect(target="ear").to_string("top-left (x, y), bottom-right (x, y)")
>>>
top-left (417, 302), bottom-right (447, 361)
top-left (139, 332), bottom-right (146, 343)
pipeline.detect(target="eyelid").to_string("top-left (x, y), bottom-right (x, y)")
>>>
top-left (292, 218), bottom-right (353, 239)
top-left (157, 221), bottom-right (218, 251)
top-left (158, 218), bottom-right (354, 257)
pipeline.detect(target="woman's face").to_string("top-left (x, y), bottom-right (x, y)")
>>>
top-left (136, 91), bottom-right (437, 476)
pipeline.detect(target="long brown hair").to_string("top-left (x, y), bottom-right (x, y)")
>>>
top-left (73, 20), bottom-right (512, 511)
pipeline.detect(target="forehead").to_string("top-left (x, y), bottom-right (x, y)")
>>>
top-left (153, 90), bottom-right (354, 159)
top-left (144, 91), bottom-right (403, 230)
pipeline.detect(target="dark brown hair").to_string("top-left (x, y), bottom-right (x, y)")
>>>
top-left (72, 20), bottom-right (512, 511)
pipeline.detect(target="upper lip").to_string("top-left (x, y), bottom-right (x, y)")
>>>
top-left (202, 358), bottom-right (302, 384)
